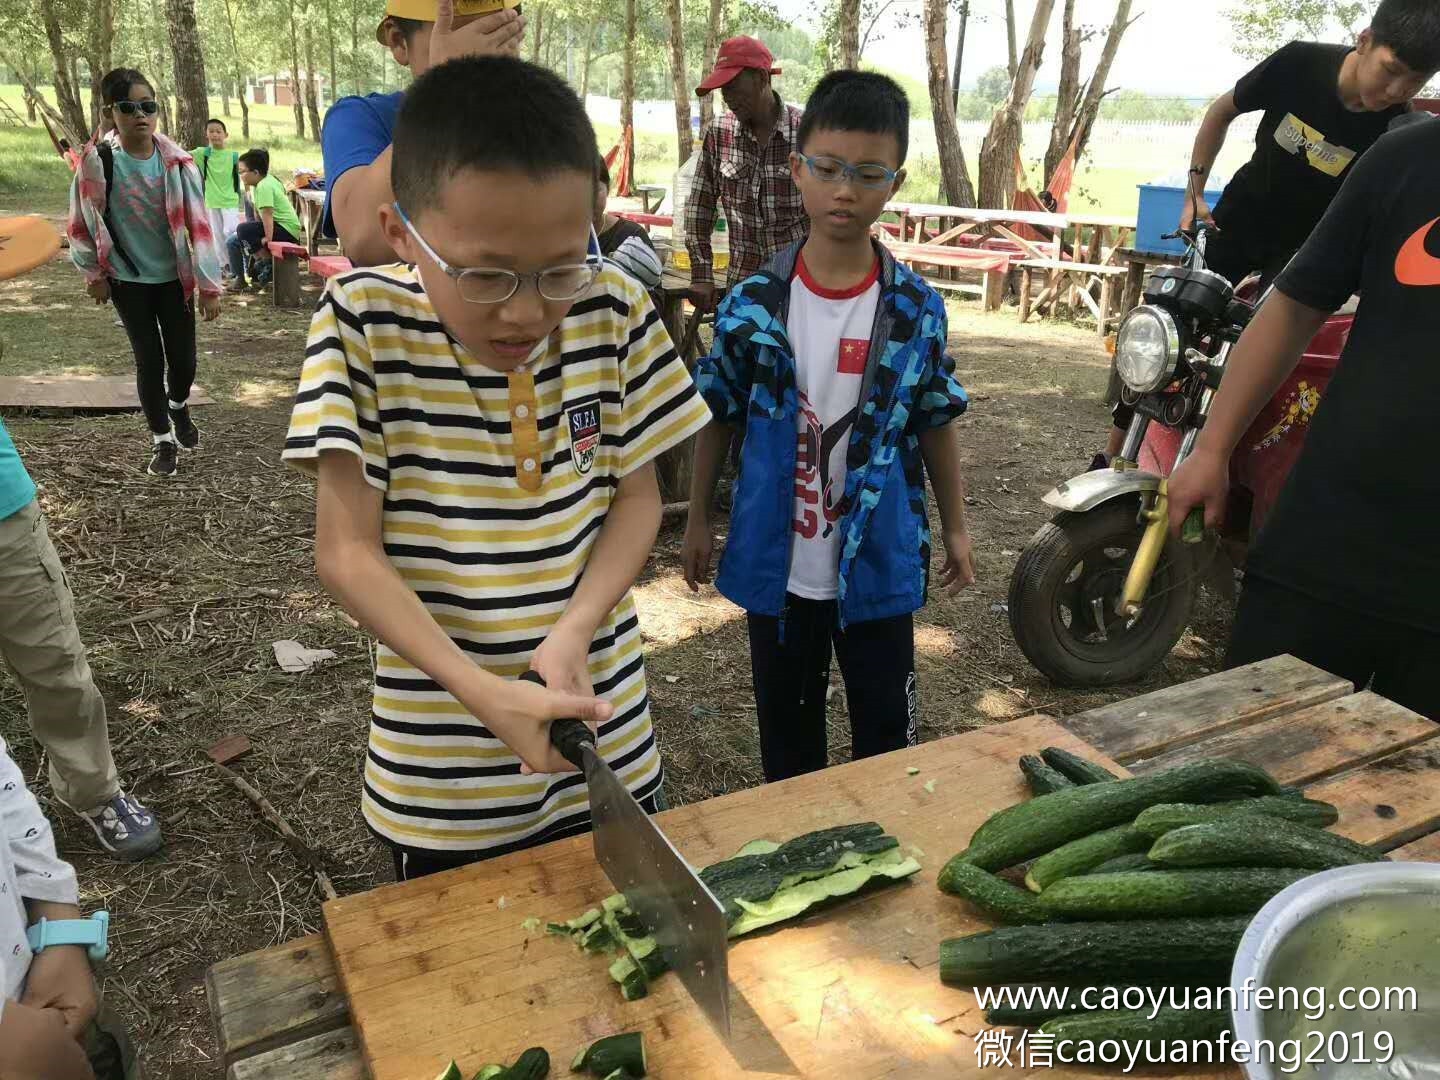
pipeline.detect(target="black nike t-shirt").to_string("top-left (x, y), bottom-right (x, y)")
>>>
top-left (1245, 119), bottom-right (1440, 631)
top-left (1214, 42), bottom-right (1407, 253)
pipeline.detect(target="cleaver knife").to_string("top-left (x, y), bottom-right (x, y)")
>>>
top-left (521, 671), bottom-right (732, 1039)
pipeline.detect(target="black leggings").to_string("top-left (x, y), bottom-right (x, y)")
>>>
top-left (1226, 575), bottom-right (1440, 720)
top-left (746, 595), bottom-right (917, 782)
top-left (109, 278), bottom-right (196, 435)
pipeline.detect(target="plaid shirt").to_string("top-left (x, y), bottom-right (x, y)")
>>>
top-left (685, 95), bottom-right (809, 290)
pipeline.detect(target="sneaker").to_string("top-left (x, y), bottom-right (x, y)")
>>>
top-left (147, 439), bottom-right (178, 477)
top-left (77, 791), bottom-right (163, 861)
top-left (170, 406), bottom-right (200, 449)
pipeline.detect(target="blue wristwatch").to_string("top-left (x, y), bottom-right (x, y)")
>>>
top-left (26, 910), bottom-right (110, 962)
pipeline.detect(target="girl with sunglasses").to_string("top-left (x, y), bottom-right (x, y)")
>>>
top-left (68, 67), bottom-right (223, 478)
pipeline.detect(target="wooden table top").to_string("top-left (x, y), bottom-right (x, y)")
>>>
top-left (207, 655), bottom-right (1440, 1079)
top-left (885, 203), bottom-right (1069, 229)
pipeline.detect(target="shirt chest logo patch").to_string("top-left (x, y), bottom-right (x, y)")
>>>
top-left (838, 338), bottom-right (869, 375)
top-left (567, 401), bottom-right (601, 475)
top-left (1274, 113), bottom-right (1357, 178)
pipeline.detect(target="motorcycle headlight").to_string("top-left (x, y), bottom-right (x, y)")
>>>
top-left (1115, 306), bottom-right (1180, 393)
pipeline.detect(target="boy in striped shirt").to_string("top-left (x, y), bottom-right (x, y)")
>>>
top-left (283, 57), bottom-right (711, 879)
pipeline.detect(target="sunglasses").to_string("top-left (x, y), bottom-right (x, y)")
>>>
top-left (110, 100), bottom-right (159, 117)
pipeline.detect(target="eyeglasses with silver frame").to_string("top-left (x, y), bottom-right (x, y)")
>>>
top-left (798, 153), bottom-right (898, 190)
top-left (393, 202), bottom-right (604, 305)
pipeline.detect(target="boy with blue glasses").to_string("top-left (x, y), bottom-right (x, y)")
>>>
top-left (284, 57), bottom-right (710, 878)
top-left (683, 70), bottom-right (976, 781)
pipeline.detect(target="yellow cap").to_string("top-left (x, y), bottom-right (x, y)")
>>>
top-left (376, 0), bottom-right (520, 43)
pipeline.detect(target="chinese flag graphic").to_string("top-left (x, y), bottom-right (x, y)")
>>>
top-left (838, 338), bottom-right (868, 375)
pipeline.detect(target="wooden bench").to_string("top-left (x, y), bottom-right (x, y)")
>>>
top-left (634, 184), bottom-right (666, 214)
top-left (206, 653), bottom-right (1440, 1079)
top-left (881, 239), bottom-right (1012, 311)
top-left (611, 210), bottom-right (673, 229)
top-left (265, 242), bottom-right (352, 305)
top-left (1017, 258), bottom-right (1129, 340)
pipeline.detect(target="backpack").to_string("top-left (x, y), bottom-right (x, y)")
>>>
top-left (95, 143), bottom-right (139, 277)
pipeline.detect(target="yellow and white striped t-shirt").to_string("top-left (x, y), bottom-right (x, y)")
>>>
top-left (283, 262), bottom-right (711, 855)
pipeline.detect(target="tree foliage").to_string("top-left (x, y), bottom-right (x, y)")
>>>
top-left (1226, 0), bottom-right (1367, 61)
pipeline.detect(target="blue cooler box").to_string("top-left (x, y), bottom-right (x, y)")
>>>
top-left (1135, 180), bottom-right (1225, 256)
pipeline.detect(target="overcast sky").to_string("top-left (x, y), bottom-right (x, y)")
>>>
top-left (770, 0), bottom-right (1258, 98)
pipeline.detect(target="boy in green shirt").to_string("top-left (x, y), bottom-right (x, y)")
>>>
top-left (228, 148), bottom-right (303, 290)
top-left (191, 118), bottom-right (242, 261)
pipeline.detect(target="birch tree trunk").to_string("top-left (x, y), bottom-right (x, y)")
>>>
top-left (304, 20), bottom-right (323, 138)
top-left (666, 0), bottom-right (692, 165)
top-left (1045, 0), bottom-right (1082, 181)
top-left (977, 0), bottom-right (1055, 209)
top-left (699, 0), bottom-right (724, 131)
top-left (620, 0), bottom-right (635, 147)
top-left (530, 4), bottom-right (545, 63)
top-left (1067, 0), bottom-right (1136, 165)
top-left (923, 0), bottom-right (975, 206)
top-left (288, 4), bottom-right (306, 139)
top-left (580, 20), bottom-right (599, 100)
top-left (837, 0), bottom-right (860, 68)
top-left (87, 0), bottom-right (116, 131)
top-left (222, 0), bottom-right (252, 138)
top-left (39, 0), bottom-right (89, 139)
top-left (326, 0), bottom-right (338, 107)
top-left (1005, 0), bottom-right (1018, 78)
top-left (166, 0), bottom-right (212, 149)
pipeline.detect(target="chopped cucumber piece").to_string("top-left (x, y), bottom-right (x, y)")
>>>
top-left (434, 1063), bottom-right (462, 1080)
top-left (574, 1032), bottom-right (646, 1077)
top-left (734, 839), bottom-right (781, 857)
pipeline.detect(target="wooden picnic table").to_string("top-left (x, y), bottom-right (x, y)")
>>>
top-left (884, 201), bottom-right (1066, 264)
top-left (206, 653), bottom-right (1440, 1079)
top-left (288, 187), bottom-right (328, 257)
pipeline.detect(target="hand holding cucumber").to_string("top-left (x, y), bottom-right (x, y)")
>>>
top-left (1166, 449), bottom-right (1229, 541)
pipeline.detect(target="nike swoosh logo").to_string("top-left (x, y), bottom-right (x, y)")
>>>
top-left (1394, 216), bottom-right (1440, 286)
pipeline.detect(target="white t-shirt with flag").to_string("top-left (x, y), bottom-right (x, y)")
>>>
top-left (787, 253), bottom-right (881, 600)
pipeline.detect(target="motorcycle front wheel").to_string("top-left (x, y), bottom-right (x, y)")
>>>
top-left (1008, 499), bottom-right (1197, 687)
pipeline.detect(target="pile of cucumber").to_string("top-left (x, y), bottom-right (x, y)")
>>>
top-left (938, 748), bottom-right (1387, 1048)
top-left (550, 823), bottom-right (920, 1001)
top-left (432, 1033), bottom-right (646, 1080)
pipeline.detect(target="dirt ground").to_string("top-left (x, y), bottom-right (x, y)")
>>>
top-left (0, 257), bottom-right (1230, 1077)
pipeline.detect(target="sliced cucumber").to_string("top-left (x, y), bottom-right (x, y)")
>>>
top-left (729, 857), bottom-right (921, 937)
top-left (607, 954), bottom-right (648, 1001)
top-left (573, 1032), bottom-right (646, 1077)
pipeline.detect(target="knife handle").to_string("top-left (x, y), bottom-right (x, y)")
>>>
top-left (520, 670), bottom-right (596, 770)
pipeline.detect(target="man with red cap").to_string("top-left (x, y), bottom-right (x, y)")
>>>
top-left (685, 36), bottom-right (809, 312)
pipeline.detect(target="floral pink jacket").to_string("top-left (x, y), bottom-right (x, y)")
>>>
top-left (67, 132), bottom-right (223, 300)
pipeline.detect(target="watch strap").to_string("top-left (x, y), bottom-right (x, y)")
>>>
top-left (26, 911), bottom-right (110, 961)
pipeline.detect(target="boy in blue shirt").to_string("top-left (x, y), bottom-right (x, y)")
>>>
top-left (323, 0), bottom-right (523, 266)
top-left (682, 71), bottom-right (976, 781)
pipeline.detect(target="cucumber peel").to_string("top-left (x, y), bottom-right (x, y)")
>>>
top-left (729, 857), bottom-right (921, 936)
top-left (435, 1064), bottom-right (463, 1080)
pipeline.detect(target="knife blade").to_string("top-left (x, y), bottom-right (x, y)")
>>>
top-left (521, 671), bottom-right (732, 1039)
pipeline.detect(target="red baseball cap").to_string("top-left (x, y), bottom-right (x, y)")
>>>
top-left (695, 36), bottom-right (781, 95)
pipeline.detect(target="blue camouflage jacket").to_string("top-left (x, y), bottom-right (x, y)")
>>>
top-left (695, 239), bottom-right (968, 626)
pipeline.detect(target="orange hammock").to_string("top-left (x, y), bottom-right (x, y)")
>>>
top-left (1011, 129), bottom-right (1080, 236)
top-left (604, 125), bottom-right (635, 198)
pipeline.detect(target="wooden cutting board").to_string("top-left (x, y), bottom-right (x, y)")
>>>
top-left (323, 715), bottom-right (1138, 1080)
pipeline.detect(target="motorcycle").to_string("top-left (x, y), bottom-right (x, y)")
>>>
top-left (1006, 226), bottom-right (1350, 687)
